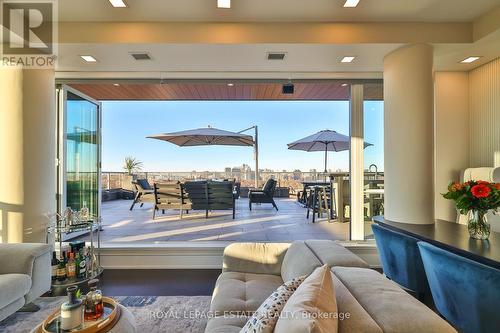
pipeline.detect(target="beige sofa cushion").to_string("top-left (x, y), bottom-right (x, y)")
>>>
top-left (205, 316), bottom-right (249, 333)
top-left (275, 265), bottom-right (338, 333)
top-left (281, 242), bottom-right (322, 282)
top-left (333, 267), bottom-right (457, 333)
top-left (332, 274), bottom-right (382, 333)
top-left (210, 272), bottom-right (284, 315)
top-left (305, 240), bottom-right (369, 268)
top-left (223, 243), bottom-right (290, 276)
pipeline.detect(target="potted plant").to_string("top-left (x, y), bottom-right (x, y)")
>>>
top-left (443, 180), bottom-right (500, 240)
top-left (123, 157), bottom-right (143, 191)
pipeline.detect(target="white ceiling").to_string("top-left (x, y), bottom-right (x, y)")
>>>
top-left (55, 0), bottom-right (500, 78)
top-left (59, 0), bottom-right (500, 23)
top-left (56, 39), bottom-right (500, 77)
top-left (56, 43), bottom-right (402, 74)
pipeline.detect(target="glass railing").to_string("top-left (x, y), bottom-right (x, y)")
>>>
top-left (101, 170), bottom-right (383, 193)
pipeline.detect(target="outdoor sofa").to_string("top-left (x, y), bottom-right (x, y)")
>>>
top-left (153, 180), bottom-right (236, 219)
top-left (206, 241), bottom-right (456, 333)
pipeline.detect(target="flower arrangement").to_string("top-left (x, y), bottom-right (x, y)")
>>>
top-left (443, 180), bottom-right (500, 239)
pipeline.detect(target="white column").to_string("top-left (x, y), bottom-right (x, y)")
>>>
top-left (383, 44), bottom-right (434, 224)
top-left (0, 66), bottom-right (56, 243)
top-left (350, 84), bottom-right (365, 240)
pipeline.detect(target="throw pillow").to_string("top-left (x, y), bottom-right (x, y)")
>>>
top-left (239, 275), bottom-right (306, 333)
top-left (274, 264), bottom-right (338, 333)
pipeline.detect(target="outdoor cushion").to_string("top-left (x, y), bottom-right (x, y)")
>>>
top-left (205, 316), bottom-right (249, 333)
top-left (275, 265), bottom-right (338, 333)
top-left (262, 179), bottom-right (276, 194)
top-left (0, 274), bottom-right (31, 309)
top-left (136, 179), bottom-right (152, 190)
top-left (332, 267), bottom-right (456, 333)
top-left (210, 272), bottom-right (284, 315)
top-left (281, 241), bottom-right (322, 282)
top-left (304, 240), bottom-right (369, 268)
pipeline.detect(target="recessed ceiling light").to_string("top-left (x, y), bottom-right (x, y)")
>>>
top-left (343, 0), bottom-right (360, 7)
top-left (217, 0), bottom-right (231, 9)
top-left (227, 83), bottom-right (234, 87)
top-left (340, 56), bottom-right (356, 63)
top-left (113, 83), bottom-right (120, 87)
top-left (80, 55), bottom-right (97, 62)
top-left (460, 56), bottom-right (481, 64)
top-left (109, 0), bottom-right (127, 8)
top-left (341, 83), bottom-right (348, 87)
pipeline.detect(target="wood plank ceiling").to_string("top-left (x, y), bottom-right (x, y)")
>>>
top-left (69, 82), bottom-right (383, 101)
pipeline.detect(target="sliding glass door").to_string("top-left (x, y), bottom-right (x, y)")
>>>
top-left (57, 86), bottom-right (102, 219)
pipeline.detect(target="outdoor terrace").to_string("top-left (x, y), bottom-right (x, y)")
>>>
top-left (78, 171), bottom-right (383, 244)
top-left (77, 197), bottom-right (358, 244)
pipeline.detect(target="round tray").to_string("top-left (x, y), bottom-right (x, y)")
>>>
top-left (38, 297), bottom-right (121, 333)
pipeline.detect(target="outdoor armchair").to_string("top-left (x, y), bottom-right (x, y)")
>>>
top-left (248, 178), bottom-right (278, 211)
top-left (129, 178), bottom-right (155, 211)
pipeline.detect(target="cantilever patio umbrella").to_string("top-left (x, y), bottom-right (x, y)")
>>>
top-left (147, 126), bottom-right (259, 186)
top-left (287, 129), bottom-right (372, 173)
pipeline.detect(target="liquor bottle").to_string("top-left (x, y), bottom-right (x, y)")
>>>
top-left (51, 251), bottom-right (59, 282)
top-left (60, 286), bottom-right (83, 330)
top-left (76, 251), bottom-right (87, 279)
top-left (57, 252), bottom-right (67, 281)
top-left (66, 252), bottom-right (76, 279)
top-left (85, 246), bottom-right (93, 276)
top-left (84, 279), bottom-right (103, 321)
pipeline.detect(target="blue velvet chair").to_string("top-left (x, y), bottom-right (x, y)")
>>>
top-left (418, 241), bottom-right (500, 333)
top-left (371, 223), bottom-right (430, 300)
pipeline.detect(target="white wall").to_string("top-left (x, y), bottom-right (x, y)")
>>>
top-left (469, 58), bottom-right (500, 230)
top-left (0, 67), bottom-right (56, 243)
top-left (433, 58), bottom-right (500, 227)
top-left (469, 57), bottom-right (500, 168)
top-left (434, 72), bottom-right (470, 221)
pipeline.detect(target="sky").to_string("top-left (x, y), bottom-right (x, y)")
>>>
top-left (101, 100), bottom-right (384, 172)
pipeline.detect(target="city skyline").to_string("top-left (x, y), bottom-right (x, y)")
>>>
top-left (101, 100), bottom-right (384, 172)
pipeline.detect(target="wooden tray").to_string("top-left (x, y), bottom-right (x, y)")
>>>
top-left (37, 297), bottom-right (121, 333)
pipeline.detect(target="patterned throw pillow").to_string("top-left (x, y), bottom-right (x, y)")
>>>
top-left (240, 276), bottom-right (306, 333)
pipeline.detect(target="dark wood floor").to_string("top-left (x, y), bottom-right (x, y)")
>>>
top-left (99, 269), bottom-right (222, 296)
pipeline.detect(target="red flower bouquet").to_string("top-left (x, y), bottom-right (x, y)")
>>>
top-left (443, 180), bottom-right (500, 239)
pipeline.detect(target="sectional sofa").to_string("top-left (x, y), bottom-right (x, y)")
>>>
top-left (206, 240), bottom-right (456, 333)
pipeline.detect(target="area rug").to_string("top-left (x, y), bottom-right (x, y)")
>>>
top-left (0, 296), bottom-right (211, 333)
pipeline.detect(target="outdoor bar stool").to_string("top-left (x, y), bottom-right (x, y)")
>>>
top-left (306, 185), bottom-right (331, 223)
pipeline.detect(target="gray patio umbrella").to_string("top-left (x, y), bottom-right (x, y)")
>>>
top-left (147, 126), bottom-right (259, 186)
top-left (287, 130), bottom-right (372, 173)
top-left (147, 127), bottom-right (254, 147)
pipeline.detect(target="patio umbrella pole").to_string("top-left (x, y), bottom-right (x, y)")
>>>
top-left (324, 146), bottom-right (328, 173)
top-left (254, 126), bottom-right (259, 188)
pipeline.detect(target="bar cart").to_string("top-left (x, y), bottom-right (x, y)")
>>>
top-left (47, 215), bottom-right (103, 296)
